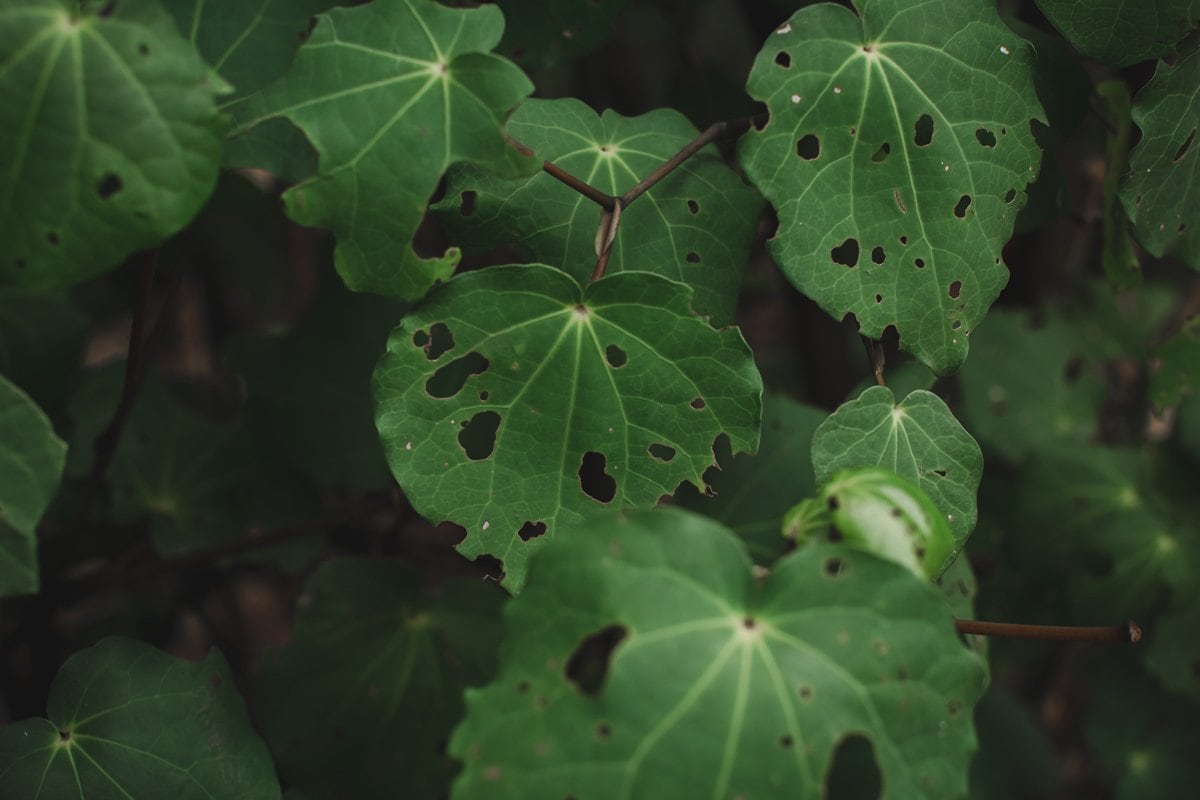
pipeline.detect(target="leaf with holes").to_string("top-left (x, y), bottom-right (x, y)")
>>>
top-left (738, 0), bottom-right (1044, 373)
top-left (811, 386), bottom-right (982, 553)
top-left (256, 558), bottom-right (504, 800)
top-left (0, 637), bottom-right (279, 799)
top-left (495, 0), bottom-right (629, 70)
top-left (1121, 39), bottom-right (1200, 271)
top-left (373, 264), bottom-right (762, 590)
top-left (225, 0), bottom-right (533, 299)
top-left (0, 374), bottom-right (66, 598)
top-left (1033, 0), bottom-right (1200, 67)
top-left (0, 0), bottom-right (229, 288)
top-left (434, 97), bottom-right (761, 326)
top-left (449, 507), bottom-right (987, 799)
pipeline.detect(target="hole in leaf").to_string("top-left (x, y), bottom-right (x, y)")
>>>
top-left (690, 397), bottom-right (706, 410)
top-left (1004, 188), bottom-right (1017, 204)
top-left (875, 294), bottom-right (883, 304)
top-left (426, 351), bottom-right (489, 398)
top-left (137, 43), bottom-right (149, 56)
top-left (458, 411), bottom-right (501, 460)
top-left (1174, 128), bottom-right (1196, 162)
top-left (422, 322), bottom-right (454, 360)
top-left (799, 685), bottom-right (813, 700)
top-left (519, 520), bottom-right (547, 541)
top-left (687, 199), bottom-right (700, 214)
top-left (565, 624), bottom-right (626, 696)
top-left (479, 390), bottom-right (489, 401)
top-left (579, 452), bottom-right (616, 503)
top-left (948, 280), bottom-right (962, 299)
top-left (596, 722), bottom-right (613, 740)
top-left (914, 258), bottom-right (926, 269)
top-left (824, 557), bottom-right (845, 577)
top-left (96, 173), bottom-right (122, 199)
top-left (952, 320), bottom-right (962, 330)
top-left (796, 134), bottom-right (820, 160)
top-left (46, 231), bottom-right (60, 246)
top-left (779, 734), bottom-right (794, 748)
top-left (975, 128), bottom-right (996, 147)
top-left (473, 554), bottom-right (504, 582)
top-left (605, 344), bottom-right (627, 368)
top-left (775, 51), bottom-right (791, 67)
top-left (892, 188), bottom-right (908, 214)
top-left (826, 735), bottom-right (882, 800)
top-left (831, 238), bottom-right (860, 268)
top-left (899, 235), bottom-right (908, 245)
top-left (914, 113), bottom-right (934, 146)
top-left (459, 190), bottom-right (477, 216)
top-left (648, 443), bottom-right (676, 462)
top-left (871, 246), bottom-right (886, 264)
top-left (870, 142), bottom-right (891, 162)
top-left (953, 195), bottom-right (972, 218)
top-left (686, 251), bottom-right (700, 264)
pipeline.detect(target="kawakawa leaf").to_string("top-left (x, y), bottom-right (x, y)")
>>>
top-left (449, 508), bottom-right (987, 800)
top-left (434, 97), bottom-right (761, 326)
top-left (738, 0), bottom-right (1044, 374)
top-left (226, 0), bottom-right (533, 299)
top-left (0, 0), bottom-right (229, 288)
top-left (373, 264), bottom-right (762, 590)
top-left (0, 374), bottom-right (66, 598)
top-left (495, 0), bottom-right (630, 70)
top-left (1034, 0), bottom-right (1199, 67)
top-left (811, 386), bottom-right (983, 552)
top-left (1121, 38), bottom-right (1200, 271)
top-left (0, 637), bottom-right (279, 799)
top-left (256, 558), bottom-right (504, 800)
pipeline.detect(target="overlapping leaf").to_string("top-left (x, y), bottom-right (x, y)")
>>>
top-left (450, 508), bottom-right (987, 800)
top-left (495, 0), bottom-right (629, 70)
top-left (0, 0), bottom-right (229, 288)
top-left (1034, 0), bottom-right (1199, 67)
top-left (0, 374), bottom-right (66, 597)
top-left (738, 0), bottom-right (1044, 373)
top-left (0, 637), bottom-right (279, 799)
top-left (811, 386), bottom-right (982, 551)
top-left (256, 559), bottom-right (504, 800)
top-left (435, 98), bottom-right (760, 325)
top-left (1121, 39), bottom-right (1200, 271)
top-left (226, 0), bottom-right (533, 298)
top-left (373, 264), bottom-right (762, 589)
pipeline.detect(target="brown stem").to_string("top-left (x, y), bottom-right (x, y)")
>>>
top-left (862, 336), bottom-right (886, 386)
top-left (507, 136), bottom-right (615, 210)
top-left (590, 200), bottom-right (623, 282)
top-left (79, 251), bottom-right (159, 518)
top-left (619, 113), bottom-right (766, 208)
top-left (955, 618), bottom-right (1141, 643)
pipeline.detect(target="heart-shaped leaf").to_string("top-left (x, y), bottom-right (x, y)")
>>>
top-left (226, 0), bottom-right (533, 298)
top-left (738, 0), bottom-right (1044, 373)
top-left (373, 264), bottom-right (762, 589)
top-left (449, 508), bottom-right (987, 800)
top-left (1033, 0), bottom-right (1200, 67)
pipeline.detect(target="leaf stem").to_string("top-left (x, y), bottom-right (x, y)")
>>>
top-left (862, 336), bottom-right (886, 386)
top-left (590, 200), bottom-right (624, 282)
top-left (507, 136), bottom-right (615, 210)
top-left (955, 618), bottom-right (1141, 643)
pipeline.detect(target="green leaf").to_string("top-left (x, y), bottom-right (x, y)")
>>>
top-left (495, 0), bottom-right (629, 70)
top-left (1033, 0), bottom-right (1199, 67)
top-left (680, 394), bottom-right (827, 564)
top-left (1121, 39), bottom-right (1200, 270)
top-left (956, 309), bottom-right (1103, 461)
top-left (449, 508), bottom-right (987, 800)
top-left (0, 637), bottom-right (279, 799)
top-left (1146, 599), bottom-right (1200, 702)
top-left (0, 0), bottom-right (229, 288)
top-left (821, 467), bottom-right (955, 579)
top-left (222, 116), bottom-right (318, 183)
top-left (0, 374), bottom-right (66, 597)
top-left (226, 0), bottom-right (533, 298)
top-left (738, 0), bottom-right (1044, 374)
top-left (1150, 316), bottom-right (1200, 409)
top-left (1097, 80), bottom-right (1142, 289)
top-left (811, 386), bottom-right (983, 552)
top-left (256, 558), bottom-right (504, 800)
top-left (373, 264), bottom-right (762, 589)
top-left (161, 0), bottom-right (337, 102)
top-left (434, 97), bottom-right (761, 325)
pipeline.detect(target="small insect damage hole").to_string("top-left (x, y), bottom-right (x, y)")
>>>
top-left (826, 735), bottom-right (882, 800)
top-left (605, 344), bottom-right (627, 368)
top-left (799, 685), bottom-right (813, 700)
top-left (458, 411), bottom-right (501, 460)
top-left (875, 294), bottom-right (883, 304)
top-left (831, 237), bottom-right (860, 268)
top-left (426, 351), bottom-right (489, 398)
top-left (565, 624), bottom-right (627, 696)
top-left (1174, 128), bottom-right (1196, 162)
top-left (686, 251), bottom-right (700, 263)
top-left (96, 173), bottom-right (122, 199)
top-left (775, 51), bottom-right (792, 68)
top-left (824, 557), bottom-right (845, 577)
top-left (578, 451), bottom-right (617, 503)
top-left (913, 113), bottom-right (934, 147)
top-left (871, 246), bottom-right (886, 265)
top-left (414, 321), bottom-right (454, 360)
top-left (690, 397), bottom-right (706, 410)
top-left (137, 43), bottom-right (149, 56)
top-left (779, 734), bottom-right (794, 748)
top-left (870, 142), bottom-right (891, 163)
top-left (519, 520), bottom-right (547, 541)
top-left (687, 199), bottom-right (700, 214)
top-left (459, 190), bottom-right (477, 216)
top-left (975, 128), bottom-right (996, 148)
top-left (648, 443), bottom-right (676, 462)
top-left (796, 134), bottom-right (820, 160)
top-left (473, 554), bottom-right (505, 582)
top-left (914, 257), bottom-right (926, 269)
top-left (893, 188), bottom-right (908, 214)
top-left (953, 195), bottom-right (972, 219)
top-left (46, 231), bottom-right (60, 245)
top-left (596, 721), bottom-right (613, 740)
top-left (899, 235), bottom-right (908, 245)
top-left (948, 280), bottom-right (962, 299)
